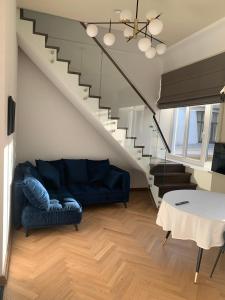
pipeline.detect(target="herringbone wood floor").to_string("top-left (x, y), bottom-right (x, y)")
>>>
top-left (4, 191), bottom-right (225, 300)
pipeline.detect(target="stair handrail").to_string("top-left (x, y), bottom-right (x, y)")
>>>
top-left (80, 22), bottom-right (171, 153)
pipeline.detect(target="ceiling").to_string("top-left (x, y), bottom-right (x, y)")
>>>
top-left (17, 0), bottom-right (225, 46)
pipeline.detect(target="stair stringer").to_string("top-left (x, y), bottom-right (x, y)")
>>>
top-left (17, 14), bottom-right (148, 178)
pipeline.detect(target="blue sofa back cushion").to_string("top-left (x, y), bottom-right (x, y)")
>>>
top-left (36, 160), bottom-right (60, 189)
top-left (18, 161), bottom-right (43, 182)
top-left (48, 159), bottom-right (65, 186)
top-left (22, 176), bottom-right (50, 211)
top-left (87, 159), bottom-right (110, 183)
top-left (64, 159), bottom-right (88, 184)
top-left (104, 169), bottom-right (122, 189)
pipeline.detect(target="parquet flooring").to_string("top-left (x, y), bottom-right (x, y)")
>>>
top-left (4, 191), bottom-right (225, 300)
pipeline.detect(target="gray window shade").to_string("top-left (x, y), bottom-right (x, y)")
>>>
top-left (158, 52), bottom-right (225, 109)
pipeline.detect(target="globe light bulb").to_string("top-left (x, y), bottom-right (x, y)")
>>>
top-left (123, 27), bottom-right (133, 38)
top-left (138, 37), bottom-right (151, 52)
top-left (146, 10), bottom-right (158, 21)
top-left (156, 43), bottom-right (167, 55)
top-left (145, 47), bottom-right (156, 59)
top-left (120, 9), bottom-right (133, 22)
top-left (86, 24), bottom-right (98, 37)
top-left (103, 33), bottom-right (116, 46)
top-left (148, 19), bottom-right (163, 35)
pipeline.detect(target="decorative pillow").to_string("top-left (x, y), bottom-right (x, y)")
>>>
top-left (48, 159), bottom-right (65, 186)
top-left (23, 176), bottom-right (50, 211)
top-left (18, 161), bottom-right (43, 183)
top-left (104, 170), bottom-right (122, 189)
top-left (64, 159), bottom-right (88, 184)
top-left (87, 159), bottom-right (110, 183)
top-left (36, 160), bottom-right (60, 189)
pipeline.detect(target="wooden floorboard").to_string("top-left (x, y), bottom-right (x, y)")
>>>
top-left (4, 191), bottom-right (225, 300)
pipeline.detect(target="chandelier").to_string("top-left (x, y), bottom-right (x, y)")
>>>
top-left (85, 0), bottom-right (166, 59)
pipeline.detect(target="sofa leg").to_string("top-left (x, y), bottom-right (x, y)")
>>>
top-left (74, 224), bottom-right (79, 231)
top-left (25, 228), bottom-right (29, 237)
top-left (123, 202), bottom-right (127, 208)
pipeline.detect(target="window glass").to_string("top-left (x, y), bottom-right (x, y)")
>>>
top-left (187, 106), bottom-right (205, 160)
top-left (171, 103), bottom-right (220, 165)
top-left (173, 107), bottom-right (186, 156)
top-left (207, 103), bottom-right (220, 161)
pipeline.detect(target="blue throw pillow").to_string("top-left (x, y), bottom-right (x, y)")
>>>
top-left (104, 170), bottom-right (122, 189)
top-left (87, 159), bottom-right (110, 183)
top-left (64, 159), bottom-right (88, 184)
top-left (48, 159), bottom-right (65, 186)
top-left (18, 161), bottom-right (43, 183)
top-left (36, 160), bottom-right (60, 189)
top-left (23, 176), bottom-right (50, 211)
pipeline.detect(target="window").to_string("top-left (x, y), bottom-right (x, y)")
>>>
top-left (171, 104), bottom-right (220, 166)
top-left (207, 104), bottom-right (220, 160)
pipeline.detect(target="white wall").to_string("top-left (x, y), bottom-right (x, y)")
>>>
top-left (16, 50), bottom-right (147, 188)
top-left (0, 0), bottom-right (17, 278)
top-left (162, 17), bottom-right (225, 73)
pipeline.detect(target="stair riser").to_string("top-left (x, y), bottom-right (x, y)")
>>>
top-left (159, 186), bottom-right (197, 198)
top-left (154, 174), bottom-right (191, 185)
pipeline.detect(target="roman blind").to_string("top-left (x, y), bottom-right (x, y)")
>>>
top-left (158, 52), bottom-right (225, 109)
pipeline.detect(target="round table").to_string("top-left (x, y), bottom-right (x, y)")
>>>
top-left (156, 190), bottom-right (225, 282)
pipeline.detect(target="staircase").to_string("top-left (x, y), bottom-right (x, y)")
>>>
top-left (17, 9), bottom-right (197, 208)
top-left (150, 162), bottom-right (197, 204)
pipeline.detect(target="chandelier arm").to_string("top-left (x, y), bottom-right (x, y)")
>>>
top-left (126, 23), bottom-right (148, 42)
top-left (139, 31), bottom-right (164, 44)
top-left (125, 23), bottom-right (164, 44)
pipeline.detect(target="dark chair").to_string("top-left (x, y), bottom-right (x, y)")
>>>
top-left (210, 231), bottom-right (225, 278)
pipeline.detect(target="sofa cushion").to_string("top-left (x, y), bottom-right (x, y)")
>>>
top-left (64, 159), bottom-right (88, 184)
top-left (87, 159), bottom-right (110, 183)
top-left (63, 201), bottom-right (81, 210)
top-left (67, 183), bottom-right (88, 195)
top-left (48, 159), bottom-right (65, 186)
top-left (104, 169), bottom-right (122, 189)
top-left (23, 176), bottom-right (50, 211)
top-left (68, 183), bottom-right (110, 201)
top-left (49, 203), bottom-right (63, 210)
top-left (36, 160), bottom-right (60, 189)
top-left (48, 186), bottom-right (73, 201)
top-left (18, 161), bottom-right (43, 183)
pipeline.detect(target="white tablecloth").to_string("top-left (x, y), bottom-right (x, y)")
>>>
top-left (156, 190), bottom-right (225, 249)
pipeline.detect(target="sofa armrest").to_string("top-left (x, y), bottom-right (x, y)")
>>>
top-left (109, 165), bottom-right (130, 192)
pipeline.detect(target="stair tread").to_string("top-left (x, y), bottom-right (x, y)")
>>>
top-left (154, 172), bottom-right (191, 176)
top-left (156, 182), bottom-right (197, 188)
top-left (150, 162), bottom-right (183, 167)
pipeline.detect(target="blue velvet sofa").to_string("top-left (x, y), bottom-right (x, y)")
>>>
top-left (13, 159), bottom-right (130, 236)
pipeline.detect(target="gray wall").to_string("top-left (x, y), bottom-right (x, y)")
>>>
top-left (22, 9), bottom-right (162, 154)
top-left (23, 9), bottom-right (162, 114)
